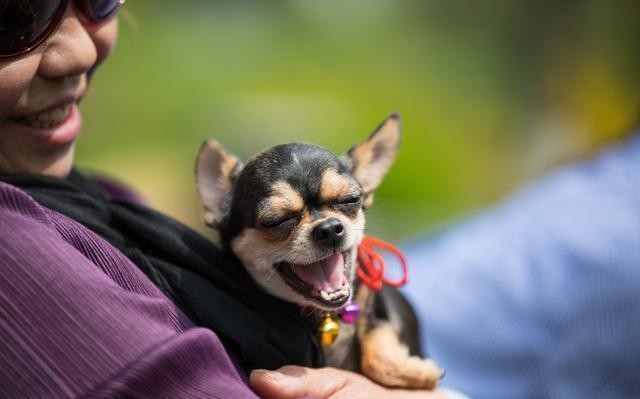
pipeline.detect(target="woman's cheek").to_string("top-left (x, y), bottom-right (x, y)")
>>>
top-left (0, 54), bottom-right (42, 118)
top-left (89, 18), bottom-right (119, 77)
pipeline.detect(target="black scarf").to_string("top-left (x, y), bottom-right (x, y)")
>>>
top-left (1, 170), bottom-right (324, 373)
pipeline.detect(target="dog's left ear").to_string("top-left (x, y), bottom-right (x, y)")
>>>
top-left (196, 139), bottom-right (243, 228)
top-left (342, 113), bottom-right (402, 208)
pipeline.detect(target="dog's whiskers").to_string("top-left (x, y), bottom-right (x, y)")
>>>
top-left (299, 305), bottom-right (317, 317)
top-left (263, 268), bottom-right (279, 283)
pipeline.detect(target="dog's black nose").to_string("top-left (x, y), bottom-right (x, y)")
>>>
top-left (311, 218), bottom-right (345, 248)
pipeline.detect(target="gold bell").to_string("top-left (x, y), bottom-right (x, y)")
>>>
top-left (317, 312), bottom-right (340, 346)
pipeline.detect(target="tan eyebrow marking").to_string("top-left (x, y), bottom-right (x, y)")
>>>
top-left (320, 169), bottom-right (357, 202)
top-left (258, 180), bottom-right (304, 220)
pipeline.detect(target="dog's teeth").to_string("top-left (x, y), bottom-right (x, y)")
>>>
top-left (319, 286), bottom-right (351, 301)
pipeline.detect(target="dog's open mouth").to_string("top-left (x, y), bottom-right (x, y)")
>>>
top-left (275, 250), bottom-right (351, 309)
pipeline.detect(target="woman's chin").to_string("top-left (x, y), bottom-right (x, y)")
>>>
top-left (0, 104), bottom-right (81, 177)
top-left (0, 138), bottom-right (76, 178)
top-left (40, 150), bottom-right (76, 178)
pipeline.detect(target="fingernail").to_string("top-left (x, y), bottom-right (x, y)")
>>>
top-left (252, 369), bottom-right (284, 381)
top-left (277, 365), bottom-right (305, 377)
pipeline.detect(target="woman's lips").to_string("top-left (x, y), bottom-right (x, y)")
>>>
top-left (7, 103), bottom-right (82, 147)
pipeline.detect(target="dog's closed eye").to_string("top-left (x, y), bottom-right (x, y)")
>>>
top-left (334, 195), bottom-right (362, 205)
top-left (330, 195), bottom-right (362, 216)
top-left (259, 214), bottom-right (298, 229)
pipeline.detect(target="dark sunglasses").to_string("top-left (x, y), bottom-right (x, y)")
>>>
top-left (0, 0), bottom-right (125, 59)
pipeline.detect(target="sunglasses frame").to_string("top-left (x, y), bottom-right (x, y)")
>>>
top-left (0, 0), bottom-right (125, 59)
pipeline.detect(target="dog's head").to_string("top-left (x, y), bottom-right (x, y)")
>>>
top-left (196, 114), bottom-right (401, 310)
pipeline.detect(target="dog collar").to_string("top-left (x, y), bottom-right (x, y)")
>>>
top-left (357, 236), bottom-right (409, 291)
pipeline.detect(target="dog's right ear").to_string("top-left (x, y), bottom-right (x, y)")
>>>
top-left (195, 139), bottom-right (243, 229)
top-left (341, 114), bottom-right (401, 209)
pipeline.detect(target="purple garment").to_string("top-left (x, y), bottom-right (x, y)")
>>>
top-left (0, 181), bottom-right (259, 398)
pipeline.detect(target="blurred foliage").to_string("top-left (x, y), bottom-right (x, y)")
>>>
top-left (76, 0), bottom-right (640, 240)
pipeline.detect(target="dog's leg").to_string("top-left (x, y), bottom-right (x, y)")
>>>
top-left (356, 286), bottom-right (442, 390)
top-left (360, 322), bottom-right (442, 390)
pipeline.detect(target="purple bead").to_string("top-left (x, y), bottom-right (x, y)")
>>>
top-left (340, 302), bottom-right (361, 324)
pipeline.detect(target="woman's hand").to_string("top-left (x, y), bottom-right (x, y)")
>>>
top-left (250, 366), bottom-right (446, 399)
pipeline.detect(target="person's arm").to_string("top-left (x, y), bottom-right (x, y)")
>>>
top-left (402, 134), bottom-right (640, 398)
top-left (0, 186), bottom-right (258, 398)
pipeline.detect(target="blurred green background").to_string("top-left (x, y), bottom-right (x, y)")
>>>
top-left (76, 0), bottom-right (639, 241)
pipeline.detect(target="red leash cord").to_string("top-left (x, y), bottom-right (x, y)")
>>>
top-left (356, 236), bottom-right (409, 291)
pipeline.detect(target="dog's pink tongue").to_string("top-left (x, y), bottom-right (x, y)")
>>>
top-left (294, 252), bottom-right (345, 292)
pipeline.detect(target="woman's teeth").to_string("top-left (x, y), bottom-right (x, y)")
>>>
top-left (16, 104), bottom-right (72, 129)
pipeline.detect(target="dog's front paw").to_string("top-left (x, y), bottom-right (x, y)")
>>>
top-left (360, 323), bottom-right (443, 390)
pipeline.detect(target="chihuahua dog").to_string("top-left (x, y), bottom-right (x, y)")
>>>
top-left (195, 114), bottom-right (441, 389)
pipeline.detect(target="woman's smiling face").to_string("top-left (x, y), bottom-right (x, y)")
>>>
top-left (0, 3), bottom-right (118, 177)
